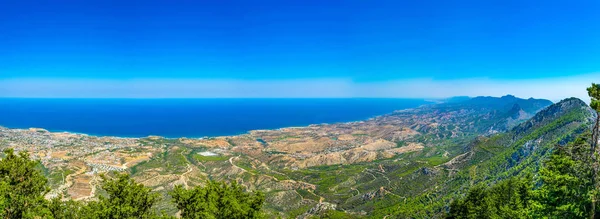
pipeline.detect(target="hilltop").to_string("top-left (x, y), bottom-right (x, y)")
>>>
top-left (0, 95), bottom-right (567, 217)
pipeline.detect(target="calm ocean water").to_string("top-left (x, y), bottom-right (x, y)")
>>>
top-left (0, 98), bottom-right (430, 138)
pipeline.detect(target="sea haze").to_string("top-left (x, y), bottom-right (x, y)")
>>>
top-left (0, 98), bottom-right (431, 138)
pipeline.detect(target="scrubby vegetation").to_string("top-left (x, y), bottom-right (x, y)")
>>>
top-left (170, 181), bottom-right (264, 219)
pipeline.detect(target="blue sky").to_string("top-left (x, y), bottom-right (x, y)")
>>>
top-left (1, 0), bottom-right (599, 100)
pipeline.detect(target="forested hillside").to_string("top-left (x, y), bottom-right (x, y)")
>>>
top-left (376, 85), bottom-right (600, 218)
top-left (369, 97), bottom-right (595, 218)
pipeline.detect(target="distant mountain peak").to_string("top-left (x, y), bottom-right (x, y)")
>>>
top-left (507, 103), bottom-right (525, 119)
top-left (442, 96), bottom-right (471, 103)
top-left (459, 95), bottom-right (552, 114)
top-left (559, 97), bottom-right (588, 106)
top-left (509, 103), bottom-right (522, 111)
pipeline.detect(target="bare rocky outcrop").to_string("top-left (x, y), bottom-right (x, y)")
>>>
top-left (298, 202), bottom-right (338, 218)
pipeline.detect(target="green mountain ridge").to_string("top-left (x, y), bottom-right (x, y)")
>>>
top-left (373, 97), bottom-right (595, 218)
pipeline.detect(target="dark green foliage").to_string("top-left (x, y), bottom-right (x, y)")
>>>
top-left (587, 82), bottom-right (600, 218)
top-left (395, 140), bottom-right (406, 148)
top-left (588, 83), bottom-right (600, 112)
top-left (0, 149), bottom-right (52, 218)
top-left (170, 180), bottom-right (265, 219)
top-left (447, 177), bottom-right (533, 219)
top-left (49, 198), bottom-right (84, 219)
top-left (448, 185), bottom-right (493, 219)
top-left (532, 134), bottom-right (594, 218)
top-left (82, 173), bottom-right (165, 219)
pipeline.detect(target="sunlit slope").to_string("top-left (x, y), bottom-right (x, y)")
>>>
top-left (371, 98), bottom-right (594, 218)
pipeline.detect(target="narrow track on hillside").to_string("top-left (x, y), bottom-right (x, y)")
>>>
top-left (179, 164), bottom-right (193, 189)
top-left (229, 156), bottom-right (255, 175)
top-left (47, 163), bottom-right (87, 200)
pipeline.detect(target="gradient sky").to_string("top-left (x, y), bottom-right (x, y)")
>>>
top-left (1, 0), bottom-right (600, 100)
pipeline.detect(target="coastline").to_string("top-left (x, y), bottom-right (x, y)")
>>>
top-left (0, 101), bottom-right (434, 140)
top-left (0, 112), bottom-right (389, 140)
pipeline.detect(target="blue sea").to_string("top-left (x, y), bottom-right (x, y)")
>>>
top-left (0, 98), bottom-right (430, 138)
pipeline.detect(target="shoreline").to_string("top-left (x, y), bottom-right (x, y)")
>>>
top-left (0, 99), bottom-right (437, 140)
top-left (0, 114), bottom-right (381, 140)
top-left (0, 105), bottom-right (434, 140)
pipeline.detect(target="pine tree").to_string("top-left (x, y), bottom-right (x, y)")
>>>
top-left (81, 173), bottom-right (169, 219)
top-left (0, 149), bottom-right (52, 218)
top-left (533, 137), bottom-right (593, 218)
top-left (170, 180), bottom-right (265, 219)
top-left (49, 198), bottom-right (84, 219)
top-left (587, 83), bottom-right (600, 219)
top-left (447, 177), bottom-right (533, 219)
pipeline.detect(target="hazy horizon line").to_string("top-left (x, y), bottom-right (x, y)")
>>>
top-left (1, 73), bottom-right (598, 103)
